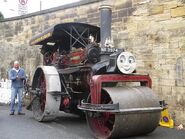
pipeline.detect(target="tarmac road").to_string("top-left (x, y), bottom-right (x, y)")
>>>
top-left (0, 105), bottom-right (185, 139)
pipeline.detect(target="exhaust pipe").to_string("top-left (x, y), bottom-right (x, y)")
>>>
top-left (99, 5), bottom-right (112, 47)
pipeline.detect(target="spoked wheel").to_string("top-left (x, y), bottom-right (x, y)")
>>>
top-left (86, 90), bottom-right (115, 138)
top-left (39, 72), bottom-right (46, 113)
top-left (32, 66), bottom-right (61, 121)
top-left (86, 87), bottom-right (161, 139)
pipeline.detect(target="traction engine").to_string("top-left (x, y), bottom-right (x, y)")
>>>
top-left (28, 5), bottom-right (162, 139)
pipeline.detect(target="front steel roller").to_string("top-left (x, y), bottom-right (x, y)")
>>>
top-left (31, 66), bottom-right (61, 121)
top-left (86, 86), bottom-right (161, 139)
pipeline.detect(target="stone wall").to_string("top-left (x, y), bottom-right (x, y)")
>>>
top-left (0, 0), bottom-right (185, 124)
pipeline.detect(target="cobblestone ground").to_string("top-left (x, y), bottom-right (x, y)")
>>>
top-left (0, 105), bottom-right (185, 139)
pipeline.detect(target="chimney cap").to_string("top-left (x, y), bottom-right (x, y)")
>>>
top-left (99, 5), bottom-right (112, 10)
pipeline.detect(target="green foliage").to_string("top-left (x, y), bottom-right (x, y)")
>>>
top-left (0, 11), bottom-right (4, 21)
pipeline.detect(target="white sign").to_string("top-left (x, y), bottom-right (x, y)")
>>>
top-left (0, 79), bottom-right (11, 104)
top-left (18, 0), bottom-right (28, 15)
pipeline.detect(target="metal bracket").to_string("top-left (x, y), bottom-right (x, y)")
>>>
top-left (78, 99), bottom-right (119, 111)
top-left (47, 91), bottom-right (64, 96)
top-left (78, 100), bottom-right (162, 114)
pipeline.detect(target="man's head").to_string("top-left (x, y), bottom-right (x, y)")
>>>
top-left (14, 61), bottom-right (20, 70)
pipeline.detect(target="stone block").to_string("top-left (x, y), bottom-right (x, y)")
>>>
top-left (163, 1), bottom-right (178, 9)
top-left (133, 0), bottom-right (151, 6)
top-left (133, 5), bottom-right (148, 15)
top-left (160, 79), bottom-right (176, 86)
top-left (112, 11), bottom-right (118, 19)
top-left (86, 4), bottom-right (98, 14)
top-left (88, 17), bottom-right (99, 24)
top-left (112, 17), bottom-right (122, 23)
top-left (113, 0), bottom-right (126, 6)
top-left (74, 17), bottom-right (88, 23)
top-left (154, 13), bottom-right (171, 21)
top-left (173, 110), bottom-right (185, 125)
top-left (77, 8), bottom-right (87, 15)
top-left (114, 0), bottom-right (132, 10)
top-left (118, 31), bottom-right (129, 39)
top-left (87, 12), bottom-right (99, 19)
top-left (149, 5), bottom-right (164, 15)
top-left (128, 7), bottom-right (136, 16)
top-left (171, 6), bottom-right (185, 17)
top-left (118, 9), bottom-right (128, 17)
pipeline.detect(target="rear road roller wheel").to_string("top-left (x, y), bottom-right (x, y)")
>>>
top-left (86, 86), bottom-right (161, 139)
top-left (32, 66), bottom-right (61, 121)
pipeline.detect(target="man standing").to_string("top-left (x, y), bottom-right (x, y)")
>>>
top-left (9, 61), bottom-right (26, 115)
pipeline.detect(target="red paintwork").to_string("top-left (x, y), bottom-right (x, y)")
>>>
top-left (90, 74), bottom-right (152, 104)
top-left (69, 49), bottom-right (85, 65)
top-left (63, 97), bottom-right (70, 107)
top-left (40, 72), bottom-right (46, 112)
top-left (51, 49), bottom-right (86, 66)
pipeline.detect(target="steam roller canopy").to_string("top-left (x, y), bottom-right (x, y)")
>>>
top-left (86, 86), bottom-right (161, 139)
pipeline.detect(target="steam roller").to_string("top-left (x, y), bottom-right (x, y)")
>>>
top-left (28, 4), bottom-right (163, 139)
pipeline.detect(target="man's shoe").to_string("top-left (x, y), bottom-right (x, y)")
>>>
top-left (17, 112), bottom-right (25, 115)
top-left (9, 112), bottom-right (14, 115)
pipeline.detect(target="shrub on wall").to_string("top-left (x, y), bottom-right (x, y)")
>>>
top-left (0, 11), bottom-right (4, 21)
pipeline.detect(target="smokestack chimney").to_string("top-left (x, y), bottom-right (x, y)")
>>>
top-left (99, 5), bottom-right (112, 47)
